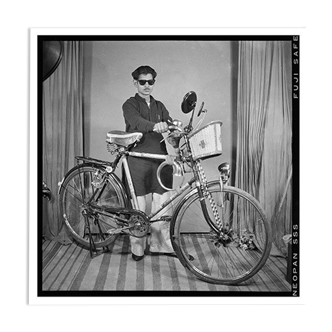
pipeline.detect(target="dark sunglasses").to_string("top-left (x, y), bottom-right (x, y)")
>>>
top-left (137, 79), bottom-right (155, 86)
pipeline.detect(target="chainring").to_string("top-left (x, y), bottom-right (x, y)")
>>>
top-left (128, 211), bottom-right (149, 238)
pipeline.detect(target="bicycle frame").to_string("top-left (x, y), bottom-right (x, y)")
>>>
top-left (121, 151), bottom-right (196, 222)
top-left (108, 134), bottom-right (223, 233)
top-left (59, 130), bottom-right (226, 237)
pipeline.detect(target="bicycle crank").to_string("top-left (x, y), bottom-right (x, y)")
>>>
top-left (127, 212), bottom-right (149, 238)
top-left (104, 209), bottom-right (149, 238)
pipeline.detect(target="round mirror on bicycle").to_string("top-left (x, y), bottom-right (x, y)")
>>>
top-left (181, 91), bottom-right (197, 114)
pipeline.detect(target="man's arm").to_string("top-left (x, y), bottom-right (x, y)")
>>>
top-left (160, 102), bottom-right (173, 123)
top-left (155, 102), bottom-right (172, 133)
top-left (123, 100), bottom-right (155, 133)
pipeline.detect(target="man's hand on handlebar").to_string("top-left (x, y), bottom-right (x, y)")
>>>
top-left (158, 119), bottom-right (184, 150)
top-left (153, 122), bottom-right (168, 133)
top-left (153, 119), bottom-right (184, 133)
top-left (167, 119), bottom-right (183, 132)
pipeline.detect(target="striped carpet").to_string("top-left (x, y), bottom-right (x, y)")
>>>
top-left (41, 235), bottom-right (291, 295)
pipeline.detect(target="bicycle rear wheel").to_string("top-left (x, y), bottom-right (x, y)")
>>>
top-left (171, 181), bottom-right (272, 285)
top-left (59, 164), bottom-right (128, 249)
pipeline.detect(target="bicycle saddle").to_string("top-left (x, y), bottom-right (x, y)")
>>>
top-left (106, 131), bottom-right (143, 147)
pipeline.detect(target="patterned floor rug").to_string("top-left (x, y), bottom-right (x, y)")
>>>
top-left (41, 235), bottom-right (291, 295)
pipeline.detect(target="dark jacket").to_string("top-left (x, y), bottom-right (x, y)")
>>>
top-left (122, 93), bottom-right (172, 154)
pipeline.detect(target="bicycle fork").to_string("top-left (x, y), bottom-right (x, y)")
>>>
top-left (196, 162), bottom-right (224, 231)
top-left (196, 161), bottom-right (232, 247)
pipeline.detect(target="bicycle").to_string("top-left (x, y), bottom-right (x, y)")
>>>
top-left (58, 91), bottom-right (272, 285)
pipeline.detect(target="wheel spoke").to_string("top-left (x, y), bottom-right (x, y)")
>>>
top-left (60, 166), bottom-right (127, 249)
top-left (172, 181), bottom-right (271, 285)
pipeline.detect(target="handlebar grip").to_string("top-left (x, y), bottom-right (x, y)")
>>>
top-left (168, 125), bottom-right (182, 132)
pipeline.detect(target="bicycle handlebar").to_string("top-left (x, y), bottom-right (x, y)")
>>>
top-left (168, 125), bottom-right (183, 132)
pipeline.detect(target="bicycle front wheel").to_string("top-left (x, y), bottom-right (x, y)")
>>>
top-left (59, 164), bottom-right (128, 249)
top-left (171, 181), bottom-right (272, 285)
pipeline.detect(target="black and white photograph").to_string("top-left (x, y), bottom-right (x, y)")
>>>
top-left (37, 34), bottom-right (299, 296)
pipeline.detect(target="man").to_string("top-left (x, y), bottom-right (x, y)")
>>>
top-left (122, 65), bottom-right (174, 261)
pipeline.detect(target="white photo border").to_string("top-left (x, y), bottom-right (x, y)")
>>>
top-left (29, 28), bottom-right (301, 305)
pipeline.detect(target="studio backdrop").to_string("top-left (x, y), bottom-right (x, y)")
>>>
top-left (42, 41), bottom-right (84, 243)
top-left (235, 41), bottom-right (292, 253)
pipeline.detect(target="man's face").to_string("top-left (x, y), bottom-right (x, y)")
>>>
top-left (134, 73), bottom-right (155, 98)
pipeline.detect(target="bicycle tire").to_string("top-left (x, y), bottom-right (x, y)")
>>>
top-left (59, 164), bottom-right (129, 249)
top-left (170, 181), bottom-right (272, 285)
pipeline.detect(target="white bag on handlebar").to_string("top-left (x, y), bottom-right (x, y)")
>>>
top-left (188, 121), bottom-right (223, 161)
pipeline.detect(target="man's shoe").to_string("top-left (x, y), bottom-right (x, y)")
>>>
top-left (132, 253), bottom-right (144, 261)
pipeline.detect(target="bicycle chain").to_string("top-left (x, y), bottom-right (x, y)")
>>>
top-left (197, 162), bottom-right (223, 231)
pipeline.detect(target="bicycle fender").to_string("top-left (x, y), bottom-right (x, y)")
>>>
top-left (58, 163), bottom-right (130, 207)
top-left (57, 163), bottom-right (90, 194)
top-left (57, 165), bottom-right (84, 194)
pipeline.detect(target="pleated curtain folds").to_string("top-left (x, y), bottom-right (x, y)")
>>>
top-left (235, 41), bottom-right (293, 254)
top-left (42, 41), bottom-right (84, 243)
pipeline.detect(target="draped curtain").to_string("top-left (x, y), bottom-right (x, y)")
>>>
top-left (42, 41), bottom-right (84, 244)
top-left (235, 41), bottom-right (292, 254)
